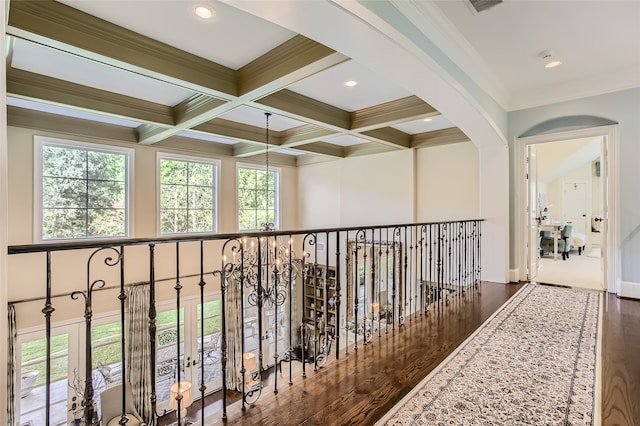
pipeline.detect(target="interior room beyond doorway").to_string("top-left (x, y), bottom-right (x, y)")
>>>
top-left (530, 136), bottom-right (605, 291)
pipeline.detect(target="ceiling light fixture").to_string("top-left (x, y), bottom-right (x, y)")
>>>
top-left (545, 60), bottom-right (563, 69)
top-left (344, 80), bottom-right (358, 87)
top-left (539, 49), bottom-right (563, 69)
top-left (193, 4), bottom-right (215, 19)
top-left (423, 118), bottom-right (433, 122)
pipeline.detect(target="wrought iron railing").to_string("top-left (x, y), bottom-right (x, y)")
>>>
top-left (8, 219), bottom-right (482, 425)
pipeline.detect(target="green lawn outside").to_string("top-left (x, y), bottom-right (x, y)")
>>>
top-left (21, 300), bottom-right (222, 386)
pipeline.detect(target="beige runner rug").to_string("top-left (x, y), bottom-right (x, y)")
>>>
top-left (377, 284), bottom-right (601, 425)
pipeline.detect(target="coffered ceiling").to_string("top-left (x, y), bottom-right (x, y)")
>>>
top-left (4, 0), bottom-right (639, 166)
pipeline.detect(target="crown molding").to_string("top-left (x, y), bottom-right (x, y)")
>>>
top-left (509, 66), bottom-right (640, 111)
top-left (360, 127), bottom-right (411, 149)
top-left (351, 96), bottom-right (438, 132)
top-left (389, 0), bottom-right (509, 110)
top-left (238, 35), bottom-right (348, 96)
top-left (281, 124), bottom-right (338, 147)
top-left (7, 105), bottom-right (138, 143)
top-left (344, 142), bottom-right (399, 158)
top-left (412, 127), bottom-right (470, 149)
top-left (290, 142), bottom-right (345, 158)
top-left (7, 68), bottom-right (174, 126)
top-left (7, 0), bottom-right (237, 98)
top-left (256, 89), bottom-right (350, 131)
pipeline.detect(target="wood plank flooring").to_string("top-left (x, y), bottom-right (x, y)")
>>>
top-left (177, 281), bottom-right (524, 425)
top-left (160, 283), bottom-right (640, 426)
top-left (601, 294), bottom-right (640, 426)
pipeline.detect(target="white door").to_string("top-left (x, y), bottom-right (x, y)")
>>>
top-left (563, 182), bottom-right (588, 234)
top-left (17, 325), bottom-right (79, 426)
top-left (527, 145), bottom-right (539, 280)
top-left (155, 297), bottom-right (222, 412)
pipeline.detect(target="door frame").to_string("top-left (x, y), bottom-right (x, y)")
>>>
top-left (516, 125), bottom-right (620, 294)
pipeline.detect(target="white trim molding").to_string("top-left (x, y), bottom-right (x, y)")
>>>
top-left (516, 124), bottom-right (620, 294)
top-left (620, 281), bottom-right (640, 300)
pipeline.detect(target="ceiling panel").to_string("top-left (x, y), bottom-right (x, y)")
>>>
top-left (325, 134), bottom-right (367, 147)
top-left (7, 97), bottom-right (142, 128)
top-left (59, 0), bottom-right (297, 70)
top-left (287, 60), bottom-right (412, 112)
top-left (11, 38), bottom-right (193, 106)
top-left (176, 130), bottom-right (238, 145)
top-left (392, 115), bottom-right (455, 135)
top-left (217, 105), bottom-right (306, 132)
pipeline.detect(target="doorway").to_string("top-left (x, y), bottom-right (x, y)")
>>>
top-left (518, 125), bottom-right (619, 294)
top-left (528, 138), bottom-right (604, 290)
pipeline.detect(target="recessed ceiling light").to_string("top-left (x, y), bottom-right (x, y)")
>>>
top-left (545, 60), bottom-right (563, 69)
top-left (193, 4), bottom-right (215, 19)
top-left (423, 117), bottom-right (433, 122)
top-left (344, 80), bottom-right (358, 87)
top-left (538, 49), bottom-right (562, 69)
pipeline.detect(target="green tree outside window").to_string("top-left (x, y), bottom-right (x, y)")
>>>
top-left (41, 143), bottom-right (129, 240)
top-left (238, 166), bottom-right (278, 231)
top-left (160, 157), bottom-right (218, 234)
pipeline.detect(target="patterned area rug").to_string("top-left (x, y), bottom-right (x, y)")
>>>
top-left (377, 284), bottom-right (601, 425)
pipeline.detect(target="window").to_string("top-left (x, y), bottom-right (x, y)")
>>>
top-left (159, 155), bottom-right (219, 234)
top-left (35, 138), bottom-right (131, 241)
top-left (237, 165), bottom-right (279, 231)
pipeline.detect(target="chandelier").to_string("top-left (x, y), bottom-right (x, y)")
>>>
top-left (221, 112), bottom-right (301, 406)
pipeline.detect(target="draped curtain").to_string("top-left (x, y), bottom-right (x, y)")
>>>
top-left (224, 278), bottom-right (243, 391)
top-left (8, 304), bottom-right (17, 426)
top-left (125, 284), bottom-right (154, 425)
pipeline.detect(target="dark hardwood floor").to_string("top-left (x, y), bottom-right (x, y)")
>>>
top-left (178, 281), bottom-right (524, 425)
top-left (161, 283), bottom-right (639, 426)
top-left (601, 294), bottom-right (640, 426)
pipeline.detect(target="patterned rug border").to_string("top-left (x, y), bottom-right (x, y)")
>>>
top-left (375, 283), bottom-right (603, 426)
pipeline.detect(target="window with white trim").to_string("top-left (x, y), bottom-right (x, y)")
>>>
top-left (159, 154), bottom-right (219, 234)
top-left (237, 165), bottom-right (279, 231)
top-left (35, 138), bottom-right (132, 241)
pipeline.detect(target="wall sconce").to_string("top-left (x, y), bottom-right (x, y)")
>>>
top-left (169, 381), bottom-right (193, 425)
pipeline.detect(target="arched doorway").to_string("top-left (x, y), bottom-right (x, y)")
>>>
top-left (516, 118), bottom-right (619, 294)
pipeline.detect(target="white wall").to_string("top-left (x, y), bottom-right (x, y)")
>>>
top-left (298, 160), bottom-right (341, 228)
top-left (416, 142), bottom-right (479, 222)
top-left (340, 150), bottom-right (414, 226)
top-left (298, 149), bottom-right (415, 229)
top-left (298, 145), bottom-right (484, 230)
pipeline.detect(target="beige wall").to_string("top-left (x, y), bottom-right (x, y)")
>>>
top-left (298, 143), bottom-right (482, 228)
top-left (8, 125), bottom-right (484, 329)
top-left (298, 149), bottom-right (416, 228)
top-left (7, 126), bottom-right (299, 328)
top-left (416, 142), bottom-right (480, 222)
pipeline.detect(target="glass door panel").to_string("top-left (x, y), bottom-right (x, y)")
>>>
top-left (155, 307), bottom-right (185, 411)
top-left (196, 299), bottom-right (222, 392)
top-left (91, 320), bottom-right (123, 417)
top-left (18, 331), bottom-right (73, 426)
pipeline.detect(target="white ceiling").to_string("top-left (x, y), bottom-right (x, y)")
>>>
top-left (431, 0), bottom-right (640, 110)
top-left (5, 0), bottom-right (640, 160)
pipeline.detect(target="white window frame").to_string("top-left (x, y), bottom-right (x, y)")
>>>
top-left (33, 136), bottom-right (134, 243)
top-left (157, 152), bottom-right (220, 236)
top-left (236, 162), bottom-right (280, 231)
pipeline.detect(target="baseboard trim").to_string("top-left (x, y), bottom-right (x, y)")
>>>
top-left (508, 268), bottom-right (520, 283)
top-left (619, 281), bottom-right (640, 299)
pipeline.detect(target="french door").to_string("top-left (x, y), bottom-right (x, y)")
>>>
top-left (16, 317), bottom-right (124, 425)
top-left (155, 295), bottom-right (222, 412)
